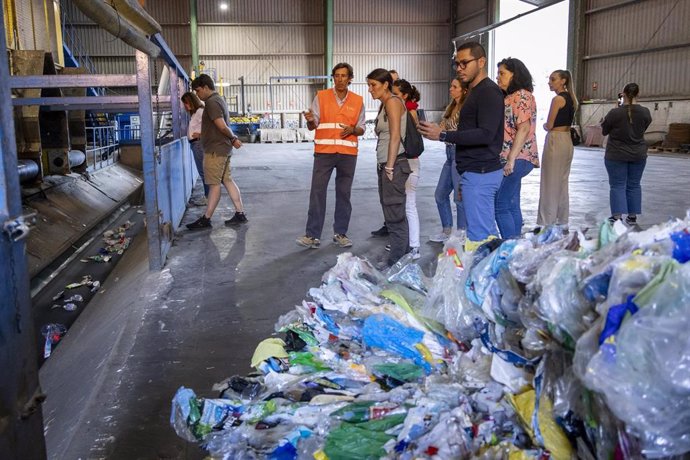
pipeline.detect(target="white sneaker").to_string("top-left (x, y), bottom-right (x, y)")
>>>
top-left (429, 231), bottom-right (450, 243)
top-left (409, 247), bottom-right (420, 260)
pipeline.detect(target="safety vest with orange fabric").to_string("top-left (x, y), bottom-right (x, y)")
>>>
top-left (313, 89), bottom-right (364, 155)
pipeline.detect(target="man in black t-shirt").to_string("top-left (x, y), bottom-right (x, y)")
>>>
top-left (419, 42), bottom-right (504, 250)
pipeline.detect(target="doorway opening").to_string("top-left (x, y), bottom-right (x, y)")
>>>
top-left (491, 0), bottom-right (570, 146)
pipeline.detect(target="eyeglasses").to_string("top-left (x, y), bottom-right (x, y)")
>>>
top-left (452, 58), bottom-right (478, 70)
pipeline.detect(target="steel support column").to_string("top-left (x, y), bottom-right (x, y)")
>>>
top-left (136, 50), bottom-right (163, 270)
top-left (569, 0), bottom-right (585, 126)
top-left (190, 0), bottom-right (199, 74)
top-left (0, 3), bottom-right (47, 458)
top-left (324, 0), bottom-right (333, 87)
top-left (169, 66), bottom-right (181, 140)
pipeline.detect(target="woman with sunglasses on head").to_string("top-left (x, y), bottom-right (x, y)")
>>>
top-left (368, 68), bottom-right (412, 268)
top-left (601, 83), bottom-right (652, 226)
top-left (494, 58), bottom-right (539, 239)
top-left (537, 69), bottom-right (578, 228)
top-left (430, 78), bottom-right (468, 243)
top-left (392, 79), bottom-right (422, 259)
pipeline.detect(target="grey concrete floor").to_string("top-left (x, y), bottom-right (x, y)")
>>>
top-left (40, 140), bottom-right (690, 459)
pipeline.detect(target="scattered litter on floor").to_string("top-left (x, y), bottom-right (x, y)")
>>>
top-left (66, 275), bottom-right (94, 289)
top-left (81, 221), bottom-right (134, 263)
top-left (172, 214), bottom-right (690, 459)
top-left (41, 323), bottom-right (67, 358)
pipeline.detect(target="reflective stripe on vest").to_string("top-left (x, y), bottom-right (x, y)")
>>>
top-left (315, 123), bottom-right (341, 130)
top-left (313, 138), bottom-right (358, 148)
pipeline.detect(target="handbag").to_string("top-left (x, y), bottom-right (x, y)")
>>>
top-left (570, 127), bottom-right (581, 146)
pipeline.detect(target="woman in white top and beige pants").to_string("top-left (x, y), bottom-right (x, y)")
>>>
top-left (181, 91), bottom-right (207, 201)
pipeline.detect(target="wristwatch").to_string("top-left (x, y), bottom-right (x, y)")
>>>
top-left (439, 131), bottom-right (447, 142)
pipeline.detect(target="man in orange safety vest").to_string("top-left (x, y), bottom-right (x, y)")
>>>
top-left (296, 62), bottom-right (365, 249)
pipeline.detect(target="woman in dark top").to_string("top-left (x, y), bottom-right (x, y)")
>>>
top-left (537, 69), bottom-right (578, 227)
top-left (601, 83), bottom-right (652, 226)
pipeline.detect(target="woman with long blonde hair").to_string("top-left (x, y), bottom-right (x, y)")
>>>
top-left (430, 78), bottom-right (468, 242)
top-left (537, 69), bottom-right (578, 227)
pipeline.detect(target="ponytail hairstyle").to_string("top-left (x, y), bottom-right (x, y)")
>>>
top-left (393, 79), bottom-right (421, 103)
top-left (623, 82), bottom-right (640, 124)
top-left (555, 69), bottom-right (578, 111)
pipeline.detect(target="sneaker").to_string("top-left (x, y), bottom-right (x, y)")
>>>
top-left (409, 247), bottom-right (421, 260)
top-left (625, 215), bottom-right (637, 226)
top-left (371, 224), bottom-right (389, 237)
top-left (385, 244), bottom-right (391, 252)
top-left (186, 215), bottom-right (211, 230)
top-left (607, 215), bottom-right (621, 224)
top-left (296, 235), bottom-right (320, 249)
top-left (333, 234), bottom-right (353, 248)
top-left (225, 212), bottom-right (248, 226)
top-left (429, 231), bottom-right (450, 243)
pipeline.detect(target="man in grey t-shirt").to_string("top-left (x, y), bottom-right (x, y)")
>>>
top-left (187, 74), bottom-right (247, 229)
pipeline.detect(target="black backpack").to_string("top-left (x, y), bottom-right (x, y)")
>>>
top-left (381, 99), bottom-right (425, 159)
top-left (402, 111), bottom-right (424, 159)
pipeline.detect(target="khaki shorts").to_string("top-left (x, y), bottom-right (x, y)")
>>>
top-left (203, 152), bottom-right (232, 185)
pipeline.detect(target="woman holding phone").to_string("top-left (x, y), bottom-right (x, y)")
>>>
top-left (601, 83), bottom-right (652, 226)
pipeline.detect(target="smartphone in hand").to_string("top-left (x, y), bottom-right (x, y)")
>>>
top-left (417, 109), bottom-right (427, 122)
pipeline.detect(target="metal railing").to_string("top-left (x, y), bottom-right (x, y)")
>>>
top-left (86, 125), bottom-right (119, 171)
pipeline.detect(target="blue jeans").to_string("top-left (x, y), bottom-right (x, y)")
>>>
top-left (605, 158), bottom-right (646, 215)
top-left (190, 140), bottom-right (209, 197)
top-left (495, 159), bottom-right (534, 239)
top-left (461, 169), bottom-right (503, 242)
top-left (435, 144), bottom-right (467, 229)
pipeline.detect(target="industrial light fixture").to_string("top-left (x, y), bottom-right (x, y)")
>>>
top-left (219, 2), bottom-right (228, 10)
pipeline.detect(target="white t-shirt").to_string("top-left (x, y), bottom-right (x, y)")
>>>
top-left (187, 108), bottom-right (204, 139)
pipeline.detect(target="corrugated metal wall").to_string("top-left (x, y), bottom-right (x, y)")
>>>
top-left (581, 0), bottom-right (690, 100)
top-left (456, 0), bottom-right (492, 37)
top-left (334, 0), bottom-right (454, 111)
top-left (12, 0), bottom-right (59, 57)
top-left (196, 0), bottom-right (324, 113)
top-left (61, 0), bottom-right (464, 112)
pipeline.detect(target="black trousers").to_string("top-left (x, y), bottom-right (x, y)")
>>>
top-left (305, 153), bottom-right (358, 239)
top-left (377, 158), bottom-right (411, 265)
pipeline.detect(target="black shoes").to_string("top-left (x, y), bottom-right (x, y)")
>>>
top-left (225, 212), bottom-right (248, 226)
top-left (371, 224), bottom-right (389, 237)
top-left (187, 212), bottom-right (247, 230)
top-left (187, 215), bottom-right (212, 230)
